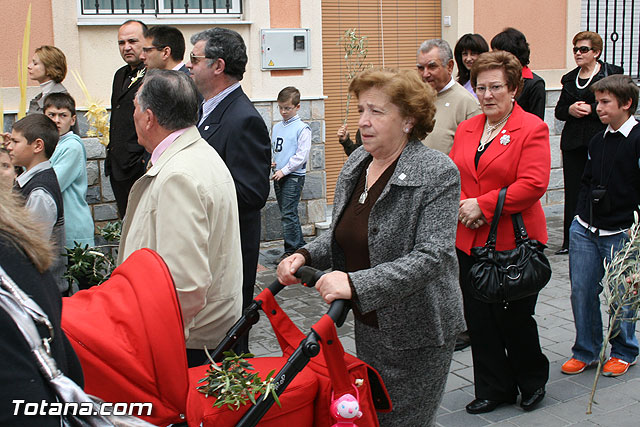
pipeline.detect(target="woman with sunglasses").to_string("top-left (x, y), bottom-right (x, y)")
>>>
top-left (554, 31), bottom-right (623, 255)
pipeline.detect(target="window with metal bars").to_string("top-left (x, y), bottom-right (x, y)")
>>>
top-left (80, 0), bottom-right (241, 15)
top-left (581, 0), bottom-right (640, 79)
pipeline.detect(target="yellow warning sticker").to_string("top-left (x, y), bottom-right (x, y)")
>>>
top-left (268, 60), bottom-right (274, 66)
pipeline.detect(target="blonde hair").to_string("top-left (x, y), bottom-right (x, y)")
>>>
top-left (349, 68), bottom-right (437, 140)
top-left (0, 190), bottom-right (53, 273)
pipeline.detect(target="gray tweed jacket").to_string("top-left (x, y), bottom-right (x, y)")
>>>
top-left (305, 140), bottom-right (465, 350)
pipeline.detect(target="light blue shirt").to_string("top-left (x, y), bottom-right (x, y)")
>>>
top-left (50, 132), bottom-right (95, 247)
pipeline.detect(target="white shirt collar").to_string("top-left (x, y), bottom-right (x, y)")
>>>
top-left (605, 115), bottom-right (638, 138)
top-left (16, 161), bottom-right (51, 188)
top-left (439, 77), bottom-right (455, 94)
top-left (172, 62), bottom-right (186, 71)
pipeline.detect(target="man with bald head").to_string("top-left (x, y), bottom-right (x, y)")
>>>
top-left (417, 39), bottom-right (480, 154)
top-left (106, 20), bottom-right (148, 218)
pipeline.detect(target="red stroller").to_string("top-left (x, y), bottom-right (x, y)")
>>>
top-left (61, 249), bottom-right (390, 426)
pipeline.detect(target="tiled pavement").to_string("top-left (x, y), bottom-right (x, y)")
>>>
top-left (249, 205), bottom-right (640, 426)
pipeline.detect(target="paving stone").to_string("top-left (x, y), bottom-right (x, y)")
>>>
top-left (583, 407), bottom-right (640, 427)
top-left (476, 403), bottom-right (524, 423)
top-left (566, 368), bottom-right (622, 391)
top-left (436, 409), bottom-right (492, 427)
top-left (544, 394), bottom-right (606, 423)
top-left (439, 388), bottom-right (475, 412)
top-left (546, 378), bottom-right (591, 402)
top-left (450, 359), bottom-right (466, 372)
top-left (506, 410), bottom-right (570, 426)
top-left (444, 372), bottom-right (473, 393)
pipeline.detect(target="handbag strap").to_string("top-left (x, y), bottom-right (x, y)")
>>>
top-left (485, 187), bottom-right (508, 247)
top-left (0, 266), bottom-right (115, 427)
top-left (511, 213), bottom-right (531, 244)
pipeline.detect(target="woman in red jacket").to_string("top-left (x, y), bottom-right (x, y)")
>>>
top-left (449, 51), bottom-right (550, 415)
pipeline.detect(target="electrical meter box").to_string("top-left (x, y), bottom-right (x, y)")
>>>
top-left (261, 29), bottom-right (311, 70)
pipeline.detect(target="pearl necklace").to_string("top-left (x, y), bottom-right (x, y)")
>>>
top-left (478, 111), bottom-right (512, 152)
top-left (575, 63), bottom-right (600, 90)
top-left (358, 164), bottom-right (371, 204)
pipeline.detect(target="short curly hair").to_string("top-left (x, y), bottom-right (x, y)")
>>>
top-left (470, 51), bottom-right (524, 98)
top-left (34, 46), bottom-right (67, 83)
top-left (190, 28), bottom-right (247, 81)
top-left (573, 31), bottom-right (603, 59)
top-left (349, 68), bottom-right (436, 141)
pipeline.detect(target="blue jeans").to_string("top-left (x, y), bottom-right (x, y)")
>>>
top-left (569, 219), bottom-right (639, 363)
top-left (274, 174), bottom-right (306, 253)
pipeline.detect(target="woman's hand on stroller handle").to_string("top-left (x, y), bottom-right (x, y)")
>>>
top-left (315, 271), bottom-right (352, 304)
top-left (276, 253), bottom-right (306, 285)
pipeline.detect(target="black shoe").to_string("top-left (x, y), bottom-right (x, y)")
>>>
top-left (466, 398), bottom-right (511, 414)
top-left (520, 387), bottom-right (545, 411)
top-left (554, 248), bottom-right (569, 255)
top-left (455, 331), bottom-right (471, 351)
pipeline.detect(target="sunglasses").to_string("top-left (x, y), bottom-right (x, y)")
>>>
top-left (573, 46), bottom-right (595, 54)
top-left (190, 52), bottom-right (208, 64)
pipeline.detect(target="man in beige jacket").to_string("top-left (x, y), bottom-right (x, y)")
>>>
top-left (118, 69), bottom-right (242, 367)
top-left (417, 39), bottom-right (480, 154)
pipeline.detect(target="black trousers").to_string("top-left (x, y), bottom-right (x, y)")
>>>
top-left (457, 250), bottom-right (549, 401)
top-left (232, 210), bottom-right (262, 356)
top-left (109, 173), bottom-right (143, 219)
top-left (561, 147), bottom-right (589, 249)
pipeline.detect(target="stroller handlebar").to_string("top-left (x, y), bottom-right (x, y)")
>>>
top-left (295, 266), bottom-right (325, 288)
top-left (267, 266), bottom-right (350, 328)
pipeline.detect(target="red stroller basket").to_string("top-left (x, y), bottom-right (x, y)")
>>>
top-left (61, 249), bottom-right (390, 426)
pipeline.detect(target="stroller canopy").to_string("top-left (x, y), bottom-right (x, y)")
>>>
top-left (62, 248), bottom-right (189, 426)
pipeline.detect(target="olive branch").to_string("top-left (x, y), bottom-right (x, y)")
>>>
top-left (197, 349), bottom-right (281, 411)
top-left (587, 210), bottom-right (640, 413)
top-left (338, 28), bottom-right (370, 124)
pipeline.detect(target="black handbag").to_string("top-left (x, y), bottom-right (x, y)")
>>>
top-left (468, 187), bottom-right (552, 305)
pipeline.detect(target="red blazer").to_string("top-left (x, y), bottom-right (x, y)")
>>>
top-left (449, 103), bottom-right (550, 254)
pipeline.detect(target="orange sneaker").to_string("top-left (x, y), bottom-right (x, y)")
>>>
top-left (561, 358), bottom-right (589, 375)
top-left (602, 357), bottom-right (637, 377)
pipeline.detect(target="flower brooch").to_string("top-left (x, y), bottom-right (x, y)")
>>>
top-left (499, 129), bottom-right (511, 146)
top-left (128, 68), bottom-right (146, 88)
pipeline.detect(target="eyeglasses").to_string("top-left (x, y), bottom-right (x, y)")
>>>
top-left (190, 52), bottom-right (208, 64)
top-left (573, 46), bottom-right (595, 54)
top-left (278, 105), bottom-right (295, 112)
top-left (142, 46), bottom-right (166, 53)
top-left (475, 84), bottom-right (507, 95)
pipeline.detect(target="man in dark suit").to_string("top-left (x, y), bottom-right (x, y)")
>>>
top-left (187, 28), bottom-right (271, 354)
top-left (140, 25), bottom-right (189, 74)
top-left (106, 20), bottom-right (148, 218)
